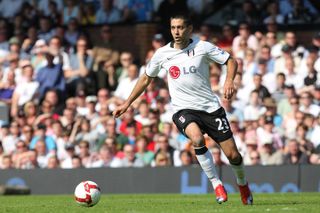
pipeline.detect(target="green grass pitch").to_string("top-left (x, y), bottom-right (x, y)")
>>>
top-left (0, 193), bottom-right (319, 213)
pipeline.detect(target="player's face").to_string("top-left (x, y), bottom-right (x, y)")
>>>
top-left (170, 18), bottom-right (192, 45)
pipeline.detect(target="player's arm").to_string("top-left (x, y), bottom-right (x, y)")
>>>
top-left (112, 73), bottom-right (154, 118)
top-left (223, 56), bottom-right (238, 100)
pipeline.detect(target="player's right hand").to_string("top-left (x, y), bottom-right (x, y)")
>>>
top-left (112, 103), bottom-right (129, 118)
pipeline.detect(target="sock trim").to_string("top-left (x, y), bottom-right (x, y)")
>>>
top-left (229, 156), bottom-right (243, 166)
top-left (194, 146), bottom-right (208, 155)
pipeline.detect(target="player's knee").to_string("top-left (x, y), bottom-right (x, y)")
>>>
top-left (191, 136), bottom-right (205, 147)
top-left (228, 153), bottom-right (243, 165)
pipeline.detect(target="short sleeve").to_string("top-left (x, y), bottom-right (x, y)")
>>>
top-left (145, 51), bottom-right (162, 77)
top-left (203, 41), bottom-right (230, 65)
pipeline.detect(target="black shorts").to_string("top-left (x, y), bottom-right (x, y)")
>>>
top-left (172, 107), bottom-right (233, 143)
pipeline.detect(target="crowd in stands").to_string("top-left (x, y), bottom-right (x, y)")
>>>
top-left (0, 0), bottom-right (320, 169)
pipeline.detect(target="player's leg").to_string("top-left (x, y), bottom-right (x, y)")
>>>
top-left (219, 137), bottom-right (253, 205)
top-left (184, 122), bottom-right (228, 203)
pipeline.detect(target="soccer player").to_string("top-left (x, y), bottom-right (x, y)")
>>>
top-left (113, 14), bottom-right (253, 205)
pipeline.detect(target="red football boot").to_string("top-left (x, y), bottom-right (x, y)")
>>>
top-left (238, 183), bottom-right (253, 205)
top-left (215, 184), bottom-right (228, 204)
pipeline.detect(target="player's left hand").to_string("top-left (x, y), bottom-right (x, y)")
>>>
top-left (223, 80), bottom-right (235, 100)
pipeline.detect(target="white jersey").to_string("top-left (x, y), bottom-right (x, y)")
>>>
top-left (146, 38), bottom-right (229, 113)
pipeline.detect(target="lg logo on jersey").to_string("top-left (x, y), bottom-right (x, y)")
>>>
top-left (169, 66), bottom-right (197, 79)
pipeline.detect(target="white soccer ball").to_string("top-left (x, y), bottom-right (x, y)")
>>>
top-left (74, 180), bottom-right (101, 207)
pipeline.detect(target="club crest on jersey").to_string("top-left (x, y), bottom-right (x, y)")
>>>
top-left (179, 115), bottom-right (186, 123)
top-left (187, 49), bottom-right (195, 57)
top-left (169, 66), bottom-right (180, 79)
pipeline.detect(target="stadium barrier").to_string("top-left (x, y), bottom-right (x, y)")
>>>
top-left (0, 165), bottom-right (319, 194)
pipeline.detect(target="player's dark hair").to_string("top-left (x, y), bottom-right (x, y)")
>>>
top-left (170, 13), bottom-right (192, 26)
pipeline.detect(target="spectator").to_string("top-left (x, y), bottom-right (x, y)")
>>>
top-left (0, 69), bottom-right (16, 104)
top-left (303, 56), bottom-right (317, 87)
top-left (309, 153), bottom-right (320, 165)
top-left (16, 150), bottom-right (38, 169)
top-left (135, 135), bottom-right (154, 166)
top-left (119, 106), bottom-right (143, 137)
top-left (70, 117), bottom-right (99, 151)
top-left (38, 16), bottom-right (55, 43)
top-left (284, 139), bottom-right (309, 164)
top-left (80, 2), bottom-right (97, 25)
top-left (244, 89), bottom-right (265, 121)
top-left (178, 149), bottom-right (193, 166)
top-left (261, 97), bottom-right (283, 128)
top-left (299, 91), bottom-right (320, 117)
top-left (19, 125), bottom-right (34, 147)
top-left (114, 64), bottom-right (139, 100)
top-left (89, 145), bottom-right (114, 168)
top-left (64, 18), bottom-right (81, 48)
top-left (34, 139), bottom-right (52, 168)
top-left (21, 26), bottom-right (38, 54)
top-left (96, 59), bottom-right (117, 92)
top-left (1, 121), bottom-right (20, 155)
top-left (272, 73), bottom-right (286, 102)
top-left (134, 100), bottom-right (151, 126)
top-left (92, 25), bottom-right (120, 69)
top-left (111, 144), bottom-right (144, 167)
top-left (217, 24), bottom-right (234, 53)
top-left (96, 117), bottom-right (129, 152)
top-left (232, 22), bottom-right (259, 54)
top-left (62, 0), bottom-right (81, 25)
top-left (36, 50), bottom-right (66, 99)
top-left (236, 0), bottom-right (261, 25)
top-left (265, 32), bottom-right (278, 57)
top-left (248, 150), bottom-right (261, 165)
top-left (38, 0), bottom-right (64, 17)
top-left (252, 73), bottom-right (271, 101)
top-left (154, 133), bottom-right (177, 166)
top-left (284, 0), bottom-right (315, 24)
top-left (274, 31), bottom-right (306, 60)
top-left (0, 155), bottom-right (13, 169)
top-left (42, 89), bottom-right (65, 116)
top-left (59, 144), bottom-right (75, 169)
top-left (256, 114), bottom-right (284, 150)
top-left (123, 0), bottom-right (153, 22)
top-left (258, 134), bottom-right (284, 165)
top-left (30, 39), bottom-right (48, 74)
top-left (0, 0), bottom-right (24, 19)
top-left (94, 88), bottom-right (111, 113)
top-left (10, 65), bottom-right (39, 118)
top-left (23, 101), bottom-right (38, 126)
top-left (154, 150), bottom-right (172, 167)
top-left (51, 120), bottom-right (68, 160)
top-left (71, 155), bottom-right (83, 168)
top-left (48, 36), bottom-right (72, 77)
top-left (263, 1), bottom-right (284, 25)
top-left (221, 98), bottom-right (244, 126)
top-left (210, 146), bottom-right (226, 166)
top-left (66, 37), bottom-right (94, 97)
top-left (47, 155), bottom-right (60, 168)
top-left (310, 114), bottom-right (320, 148)
top-left (29, 123), bottom-right (56, 153)
top-left (76, 140), bottom-right (91, 167)
top-left (116, 51), bottom-right (134, 82)
top-left (257, 58), bottom-right (276, 94)
top-left (95, 0), bottom-right (121, 24)
top-left (83, 95), bottom-right (99, 121)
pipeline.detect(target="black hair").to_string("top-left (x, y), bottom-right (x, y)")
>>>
top-left (170, 13), bottom-right (192, 26)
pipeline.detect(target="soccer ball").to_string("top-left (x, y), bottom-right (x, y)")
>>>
top-left (74, 181), bottom-right (101, 207)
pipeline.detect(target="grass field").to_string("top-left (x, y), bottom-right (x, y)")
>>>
top-left (0, 193), bottom-right (319, 213)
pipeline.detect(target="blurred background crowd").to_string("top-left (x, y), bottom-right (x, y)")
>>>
top-left (0, 0), bottom-right (319, 170)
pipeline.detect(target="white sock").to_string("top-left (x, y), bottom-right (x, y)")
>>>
top-left (195, 146), bottom-right (222, 189)
top-left (230, 161), bottom-right (247, 186)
